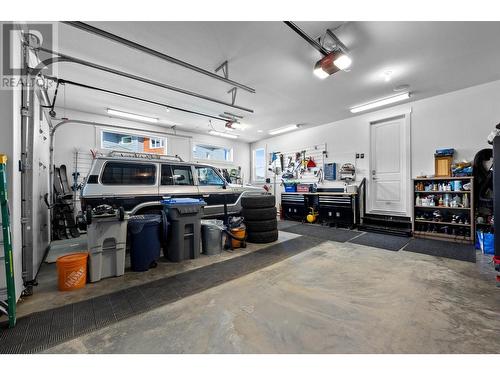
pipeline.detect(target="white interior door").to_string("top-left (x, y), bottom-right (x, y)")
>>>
top-left (369, 115), bottom-right (410, 216)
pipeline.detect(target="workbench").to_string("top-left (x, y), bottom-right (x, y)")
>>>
top-left (281, 191), bottom-right (359, 227)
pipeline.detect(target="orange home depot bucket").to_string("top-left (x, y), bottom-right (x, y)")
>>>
top-left (56, 253), bottom-right (88, 291)
top-left (231, 227), bottom-right (246, 249)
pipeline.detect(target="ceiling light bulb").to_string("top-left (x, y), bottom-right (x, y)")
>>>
top-left (383, 71), bottom-right (393, 82)
top-left (333, 54), bottom-right (352, 70)
top-left (209, 130), bottom-right (239, 139)
top-left (107, 108), bottom-right (159, 123)
top-left (350, 92), bottom-right (411, 113)
top-left (230, 122), bottom-right (248, 130)
top-left (313, 61), bottom-right (329, 79)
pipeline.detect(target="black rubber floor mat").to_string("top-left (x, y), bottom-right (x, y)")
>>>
top-left (277, 220), bottom-right (300, 230)
top-left (403, 238), bottom-right (476, 263)
top-left (349, 232), bottom-right (411, 251)
top-left (0, 235), bottom-right (324, 354)
top-left (281, 223), bottom-right (361, 242)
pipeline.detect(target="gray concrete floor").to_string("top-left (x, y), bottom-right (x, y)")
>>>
top-left (45, 237), bottom-right (500, 354)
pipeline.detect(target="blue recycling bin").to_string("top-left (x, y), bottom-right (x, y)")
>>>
top-left (128, 214), bottom-right (163, 271)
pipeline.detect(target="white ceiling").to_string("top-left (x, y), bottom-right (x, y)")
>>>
top-left (45, 21), bottom-right (500, 142)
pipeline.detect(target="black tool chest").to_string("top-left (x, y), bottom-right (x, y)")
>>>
top-left (281, 193), bottom-right (308, 220)
top-left (318, 194), bottom-right (356, 227)
top-left (280, 192), bottom-right (357, 227)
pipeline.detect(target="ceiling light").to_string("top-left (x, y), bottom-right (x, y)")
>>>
top-left (229, 122), bottom-right (249, 130)
top-left (257, 130), bottom-right (263, 133)
top-left (107, 108), bottom-right (159, 123)
top-left (383, 70), bottom-right (393, 82)
top-left (350, 92), bottom-right (411, 114)
top-left (269, 124), bottom-right (299, 136)
top-left (313, 51), bottom-right (352, 79)
top-left (313, 61), bottom-right (329, 79)
top-left (209, 130), bottom-right (239, 139)
top-left (333, 54), bottom-right (352, 70)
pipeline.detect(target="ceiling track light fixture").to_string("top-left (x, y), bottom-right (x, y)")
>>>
top-left (269, 124), bottom-right (299, 136)
top-left (209, 130), bottom-right (239, 139)
top-left (350, 92), bottom-right (411, 113)
top-left (107, 108), bottom-right (159, 123)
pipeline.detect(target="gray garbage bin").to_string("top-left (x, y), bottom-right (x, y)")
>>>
top-left (161, 198), bottom-right (206, 262)
top-left (201, 219), bottom-right (225, 255)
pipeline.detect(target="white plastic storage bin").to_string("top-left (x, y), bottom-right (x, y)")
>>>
top-left (86, 212), bottom-right (129, 282)
top-left (88, 245), bottom-right (126, 282)
top-left (87, 215), bottom-right (128, 250)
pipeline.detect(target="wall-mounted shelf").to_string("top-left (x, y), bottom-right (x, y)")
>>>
top-left (414, 190), bottom-right (470, 194)
top-left (414, 205), bottom-right (470, 210)
top-left (412, 176), bottom-right (474, 243)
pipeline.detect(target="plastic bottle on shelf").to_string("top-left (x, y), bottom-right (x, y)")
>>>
top-left (463, 194), bottom-right (470, 208)
top-left (416, 194), bottom-right (422, 206)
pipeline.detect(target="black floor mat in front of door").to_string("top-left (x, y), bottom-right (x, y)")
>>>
top-left (403, 238), bottom-right (476, 263)
top-left (0, 235), bottom-right (325, 354)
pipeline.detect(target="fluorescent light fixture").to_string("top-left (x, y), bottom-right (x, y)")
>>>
top-left (269, 124), bottom-right (299, 136)
top-left (313, 61), bottom-right (329, 79)
top-left (107, 108), bottom-right (159, 123)
top-left (333, 54), bottom-right (352, 70)
top-left (350, 92), bottom-right (411, 113)
top-left (209, 130), bottom-right (239, 139)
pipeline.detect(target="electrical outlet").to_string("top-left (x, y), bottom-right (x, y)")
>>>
top-left (361, 153), bottom-right (365, 159)
top-left (356, 153), bottom-right (360, 159)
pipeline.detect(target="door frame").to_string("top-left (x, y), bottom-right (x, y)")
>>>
top-left (367, 112), bottom-right (412, 217)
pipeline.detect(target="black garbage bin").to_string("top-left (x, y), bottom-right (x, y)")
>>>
top-left (161, 198), bottom-right (206, 262)
top-left (128, 214), bottom-right (162, 271)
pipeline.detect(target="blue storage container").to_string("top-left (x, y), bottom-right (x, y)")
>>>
top-left (128, 214), bottom-right (162, 272)
top-left (284, 184), bottom-right (297, 192)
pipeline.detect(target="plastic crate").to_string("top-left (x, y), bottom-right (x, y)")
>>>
top-left (296, 184), bottom-right (311, 192)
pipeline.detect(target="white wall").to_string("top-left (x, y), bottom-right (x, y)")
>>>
top-left (52, 109), bottom-right (251, 206)
top-left (251, 79), bottom-right (500, 212)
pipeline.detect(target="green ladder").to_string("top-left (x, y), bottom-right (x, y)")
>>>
top-left (0, 154), bottom-right (16, 328)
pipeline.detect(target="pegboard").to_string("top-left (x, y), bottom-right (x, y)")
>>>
top-left (269, 143), bottom-right (327, 183)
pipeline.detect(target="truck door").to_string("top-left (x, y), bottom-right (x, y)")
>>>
top-left (195, 165), bottom-right (239, 216)
top-left (159, 164), bottom-right (198, 200)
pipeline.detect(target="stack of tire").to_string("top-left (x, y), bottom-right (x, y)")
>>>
top-left (241, 195), bottom-right (278, 243)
